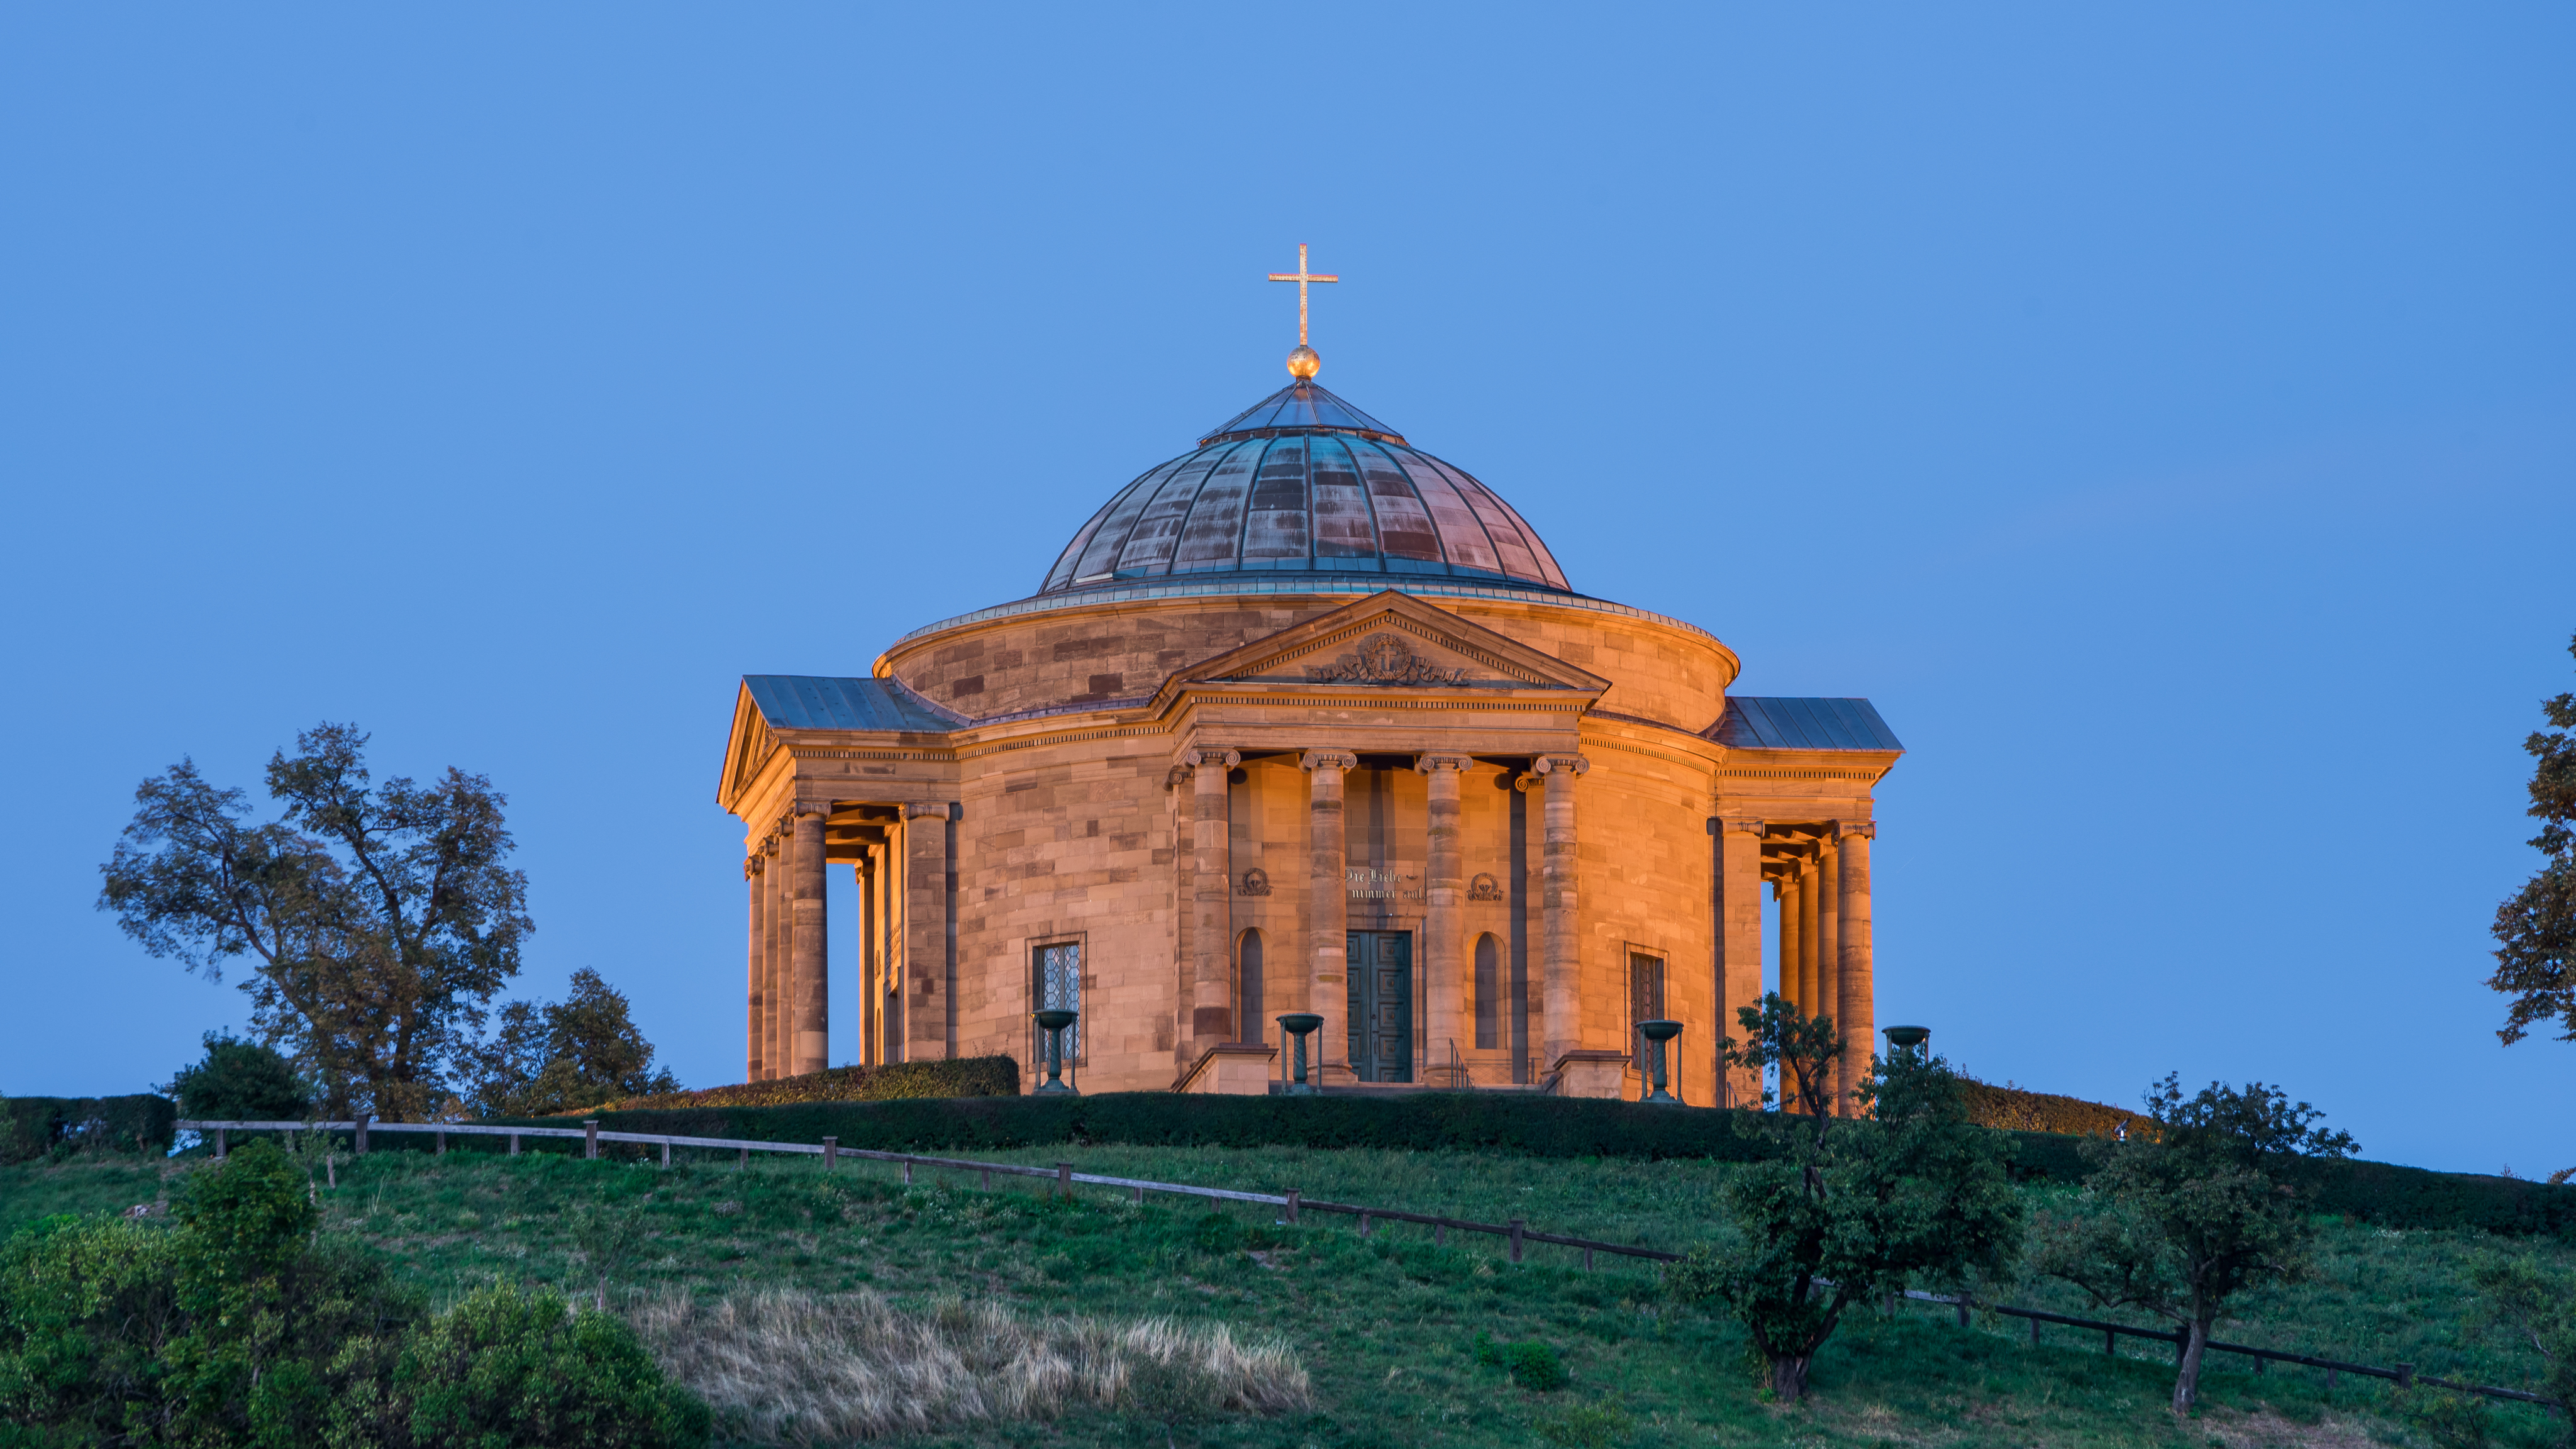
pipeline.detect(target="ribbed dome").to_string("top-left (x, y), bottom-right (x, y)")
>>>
top-left (1041, 380), bottom-right (1570, 594)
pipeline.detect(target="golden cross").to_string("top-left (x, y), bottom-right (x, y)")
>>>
top-left (1267, 243), bottom-right (1339, 347)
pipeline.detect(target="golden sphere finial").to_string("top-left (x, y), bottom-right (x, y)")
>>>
top-left (1285, 344), bottom-right (1321, 379)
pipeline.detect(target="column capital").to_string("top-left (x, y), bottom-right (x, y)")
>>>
top-left (902, 801), bottom-right (953, 821)
top-left (1164, 764), bottom-right (1194, 791)
top-left (1832, 819), bottom-right (1877, 841)
top-left (1413, 753), bottom-right (1474, 774)
top-left (1299, 750), bottom-right (1358, 773)
top-left (1184, 746), bottom-right (1241, 770)
top-left (761, 832), bottom-right (780, 857)
top-left (791, 798), bottom-right (834, 820)
top-left (744, 855), bottom-right (763, 878)
top-left (1719, 816), bottom-right (1766, 834)
top-left (1533, 753), bottom-right (1589, 777)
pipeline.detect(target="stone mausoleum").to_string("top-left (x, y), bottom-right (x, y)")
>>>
top-left (718, 323), bottom-right (1902, 1107)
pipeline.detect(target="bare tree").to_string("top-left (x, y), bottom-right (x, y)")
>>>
top-left (99, 723), bottom-right (531, 1119)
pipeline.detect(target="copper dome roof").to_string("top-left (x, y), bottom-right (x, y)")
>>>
top-left (1040, 380), bottom-right (1570, 595)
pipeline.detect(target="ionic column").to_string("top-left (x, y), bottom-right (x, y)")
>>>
top-left (763, 833), bottom-right (786, 1079)
top-left (1417, 753), bottom-right (1472, 1073)
top-left (1189, 747), bottom-right (1240, 1061)
top-left (1535, 753), bottom-right (1588, 1074)
top-left (791, 802), bottom-right (830, 1077)
top-left (1835, 821), bottom-right (1875, 1113)
top-left (1301, 750), bottom-right (1357, 1073)
top-left (1814, 842), bottom-right (1840, 1111)
top-left (745, 855), bottom-right (765, 1082)
top-left (904, 801), bottom-right (953, 1062)
top-left (858, 850), bottom-right (877, 1067)
top-left (1776, 865), bottom-right (1801, 1109)
top-left (1716, 818), bottom-right (1765, 1108)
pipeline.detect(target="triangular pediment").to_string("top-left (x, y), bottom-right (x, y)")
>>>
top-left (1164, 591), bottom-right (1611, 696)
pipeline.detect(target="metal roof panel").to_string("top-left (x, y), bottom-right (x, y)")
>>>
top-left (744, 676), bottom-right (957, 733)
top-left (1713, 697), bottom-right (1902, 752)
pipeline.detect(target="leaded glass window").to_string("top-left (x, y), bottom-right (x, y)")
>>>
top-left (1035, 941), bottom-right (1080, 1060)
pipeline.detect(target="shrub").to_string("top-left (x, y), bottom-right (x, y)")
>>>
top-left (554, 1056), bottom-right (1019, 1116)
top-left (1474, 1333), bottom-right (1568, 1392)
top-left (169, 1030), bottom-right (314, 1122)
top-left (397, 1282), bottom-right (710, 1449)
top-left (1958, 1077), bottom-right (2151, 1140)
top-left (0, 1141), bottom-right (418, 1445)
top-left (0, 1094), bottom-right (177, 1164)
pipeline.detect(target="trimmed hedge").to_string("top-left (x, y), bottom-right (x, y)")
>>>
top-left (0, 1094), bottom-right (177, 1163)
top-left (480, 1089), bottom-right (2576, 1240)
top-left (543, 1056), bottom-right (1019, 1116)
top-left (1960, 1080), bottom-right (2153, 1140)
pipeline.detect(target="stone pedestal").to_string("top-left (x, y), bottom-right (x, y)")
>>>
top-left (1549, 1047), bottom-right (1629, 1100)
top-left (1175, 1041), bottom-right (1279, 1095)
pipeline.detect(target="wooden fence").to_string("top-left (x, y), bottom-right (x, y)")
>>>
top-left (176, 1118), bottom-right (2554, 1410)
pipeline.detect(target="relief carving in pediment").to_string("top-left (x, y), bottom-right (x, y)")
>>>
top-left (1302, 632), bottom-right (1469, 685)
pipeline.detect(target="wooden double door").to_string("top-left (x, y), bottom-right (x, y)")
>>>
top-left (1345, 930), bottom-right (1413, 1082)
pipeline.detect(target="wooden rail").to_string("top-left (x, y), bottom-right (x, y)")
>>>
top-left (174, 1119), bottom-right (2553, 1409)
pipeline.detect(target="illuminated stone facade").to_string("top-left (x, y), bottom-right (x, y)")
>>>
top-left (717, 375), bottom-right (1901, 1104)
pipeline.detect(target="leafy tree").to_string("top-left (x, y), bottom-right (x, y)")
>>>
top-left (1725, 990), bottom-right (1846, 1122)
top-left (2493, 630), bottom-right (2576, 1046)
top-left (1669, 997), bottom-right (2024, 1402)
top-left (465, 967), bottom-right (682, 1118)
top-left (167, 1029), bottom-right (314, 1121)
top-left (2466, 1253), bottom-right (2576, 1431)
top-left (2034, 1074), bottom-right (2357, 1416)
top-left (98, 723), bottom-right (533, 1121)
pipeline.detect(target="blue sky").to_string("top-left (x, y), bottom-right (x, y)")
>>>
top-left (4, 6), bottom-right (2568, 1174)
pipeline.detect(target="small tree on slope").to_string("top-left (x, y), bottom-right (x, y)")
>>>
top-left (2034, 1074), bottom-right (2357, 1417)
top-left (1674, 996), bottom-right (2024, 1402)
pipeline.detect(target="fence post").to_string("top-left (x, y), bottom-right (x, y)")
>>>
top-left (1582, 1246), bottom-right (1593, 1270)
top-left (738, 1146), bottom-right (748, 1169)
top-left (355, 1114), bottom-right (370, 1155)
top-left (2327, 1367), bottom-right (2338, 1390)
top-left (2029, 1316), bottom-right (2039, 1348)
top-left (1957, 1297), bottom-right (1970, 1328)
top-left (1436, 1223), bottom-right (1445, 1247)
top-left (509, 1133), bottom-right (521, 1157)
top-left (903, 1160), bottom-right (913, 1185)
top-left (436, 1130), bottom-right (446, 1157)
top-left (2104, 1328), bottom-right (2114, 1356)
top-left (1509, 1219), bottom-right (1525, 1263)
top-left (661, 1141), bottom-right (672, 1169)
top-left (583, 1120), bottom-right (598, 1161)
top-left (1358, 1211), bottom-right (1372, 1239)
top-left (214, 1128), bottom-right (227, 1160)
top-left (823, 1136), bottom-right (838, 1170)
top-left (1055, 1162), bottom-right (1072, 1201)
top-left (1284, 1189), bottom-right (1299, 1224)
top-left (2397, 1363), bottom-right (2415, 1389)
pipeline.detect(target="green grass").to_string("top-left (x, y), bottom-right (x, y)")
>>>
top-left (5, 1145), bottom-right (2568, 1448)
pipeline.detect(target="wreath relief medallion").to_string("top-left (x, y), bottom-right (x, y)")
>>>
top-left (1303, 631), bottom-right (1468, 685)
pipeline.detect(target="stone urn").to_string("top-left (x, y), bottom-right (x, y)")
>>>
top-left (1032, 1008), bottom-right (1080, 1094)
top-left (1635, 1019), bottom-right (1684, 1104)
top-left (1275, 1013), bottom-right (1325, 1094)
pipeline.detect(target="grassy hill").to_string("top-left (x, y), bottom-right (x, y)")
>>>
top-left (4, 1140), bottom-right (2566, 1448)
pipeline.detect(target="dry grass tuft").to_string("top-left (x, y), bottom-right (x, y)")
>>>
top-left (630, 1288), bottom-right (1309, 1443)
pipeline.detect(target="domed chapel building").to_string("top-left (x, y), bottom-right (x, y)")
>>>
top-left (718, 278), bottom-right (1903, 1108)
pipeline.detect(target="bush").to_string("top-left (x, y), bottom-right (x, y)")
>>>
top-left (0, 1143), bottom-right (706, 1448)
top-left (169, 1030), bottom-right (314, 1122)
top-left (0, 1094), bottom-right (177, 1164)
top-left (556, 1056), bottom-right (1019, 1116)
top-left (0, 1141), bottom-right (416, 1444)
top-left (1959, 1078), bottom-right (2152, 1140)
top-left (396, 1282), bottom-right (711, 1449)
top-left (1474, 1333), bottom-right (1569, 1392)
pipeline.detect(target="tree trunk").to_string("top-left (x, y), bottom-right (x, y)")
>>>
top-left (1770, 1353), bottom-right (1813, 1402)
top-left (2171, 1315), bottom-right (2212, 1415)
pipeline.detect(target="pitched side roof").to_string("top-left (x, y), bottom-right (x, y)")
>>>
top-left (1712, 697), bottom-right (1904, 752)
top-left (743, 675), bottom-right (958, 733)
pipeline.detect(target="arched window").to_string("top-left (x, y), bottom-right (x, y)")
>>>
top-left (1236, 928), bottom-right (1265, 1043)
top-left (1474, 933), bottom-right (1500, 1050)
